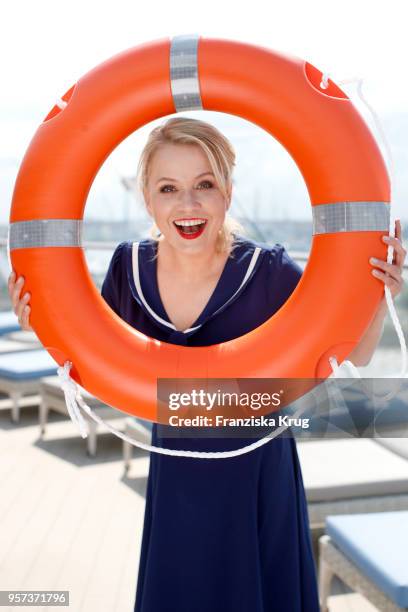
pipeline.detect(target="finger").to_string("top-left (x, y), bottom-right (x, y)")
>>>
top-left (16, 292), bottom-right (31, 322)
top-left (7, 273), bottom-right (17, 300)
top-left (372, 268), bottom-right (402, 291)
top-left (370, 258), bottom-right (403, 283)
top-left (382, 235), bottom-right (407, 267)
top-left (21, 305), bottom-right (31, 330)
top-left (395, 219), bottom-right (402, 241)
top-left (17, 303), bottom-right (30, 327)
top-left (11, 276), bottom-right (25, 311)
top-left (394, 220), bottom-right (406, 266)
top-left (8, 270), bottom-right (16, 292)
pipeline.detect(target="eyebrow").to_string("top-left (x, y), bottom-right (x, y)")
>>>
top-left (156, 172), bottom-right (214, 184)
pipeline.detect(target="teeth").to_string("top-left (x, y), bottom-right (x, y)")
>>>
top-left (174, 219), bottom-right (207, 227)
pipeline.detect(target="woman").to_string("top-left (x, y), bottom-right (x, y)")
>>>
top-left (9, 117), bottom-right (406, 611)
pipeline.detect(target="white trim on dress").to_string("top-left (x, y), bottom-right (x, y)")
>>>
top-left (131, 242), bottom-right (261, 334)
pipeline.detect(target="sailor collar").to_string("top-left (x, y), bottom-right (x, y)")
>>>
top-left (125, 237), bottom-right (264, 337)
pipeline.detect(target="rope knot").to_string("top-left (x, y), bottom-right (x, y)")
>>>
top-left (57, 362), bottom-right (79, 394)
top-left (57, 361), bottom-right (89, 439)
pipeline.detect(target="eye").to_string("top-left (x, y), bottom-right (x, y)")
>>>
top-left (197, 180), bottom-right (214, 189)
top-left (160, 184), bottom-right (175, 193)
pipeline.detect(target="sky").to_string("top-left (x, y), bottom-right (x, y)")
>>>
top-left (1, 0), bottom-right (407, 222)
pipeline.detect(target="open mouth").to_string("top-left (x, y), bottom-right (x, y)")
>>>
top-left (173, 219), bottom-right (207, 240)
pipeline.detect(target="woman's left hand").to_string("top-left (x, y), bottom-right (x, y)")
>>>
top-left (370, 219), bottom-right (406, 299)
top-left (348, 220), bottom-right (406, 366)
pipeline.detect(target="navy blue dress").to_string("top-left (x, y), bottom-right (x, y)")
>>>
top-left (101, 235), bottom-right (320, 612)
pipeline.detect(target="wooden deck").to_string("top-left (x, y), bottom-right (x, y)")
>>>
top-left (0, 399), bottom-right (379, 612)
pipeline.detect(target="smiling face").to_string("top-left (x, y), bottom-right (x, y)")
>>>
top-left (143, 143), bottom-right (231, 255)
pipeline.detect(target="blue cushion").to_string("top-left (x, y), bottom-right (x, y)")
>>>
top-left (0, 349), bottom-right (57, 380)
top-left (0, 311), bottom-right (20, 336)
top-left (326, 512), bottom-right (408, 607)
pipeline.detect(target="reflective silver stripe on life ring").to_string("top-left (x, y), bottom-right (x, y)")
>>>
top-left (312, 201), bottom-right (390, 235)
top-left (170, 34), bottom-right (202, 112)
top-left (8, 220), bottom-right (82, 250)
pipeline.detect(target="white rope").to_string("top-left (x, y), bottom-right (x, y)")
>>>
top-left (55, 98), bottom-right (68, 110)
top-left (56, 362), bottom-right (314, 459)
top-left (57, 363), bottom-right (89, 438)
top-left (323, 74), bottom-right (408, 396)
top-left (320, 73), bottom-right (329, 90)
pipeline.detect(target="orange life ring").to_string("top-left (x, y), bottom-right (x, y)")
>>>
top-left (9, 35), bottom-right (390, 423)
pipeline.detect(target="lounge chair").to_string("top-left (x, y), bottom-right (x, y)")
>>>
top-left (297, 438), bottom-right (408, 531)
top-left (123, 417), bottom-right (153, 471)
top-left (0, 338), bottom-right (38, 354)
top-left (39, 376), bottom-right (127, 457)
top-left (0, 349), bottom-right (57, 421)
top-left (3, 330), bottom-right (41, 346)
top-left (0, 311), bottom-right (20, 336)
top-left (319, 511), bottom-right (408, 611)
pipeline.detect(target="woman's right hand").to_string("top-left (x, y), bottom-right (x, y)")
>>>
top-left (8, 271), bottom-right (34, 331)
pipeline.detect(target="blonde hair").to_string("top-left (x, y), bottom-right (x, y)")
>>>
top-left (136, 117), bottom-right (244, 254)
